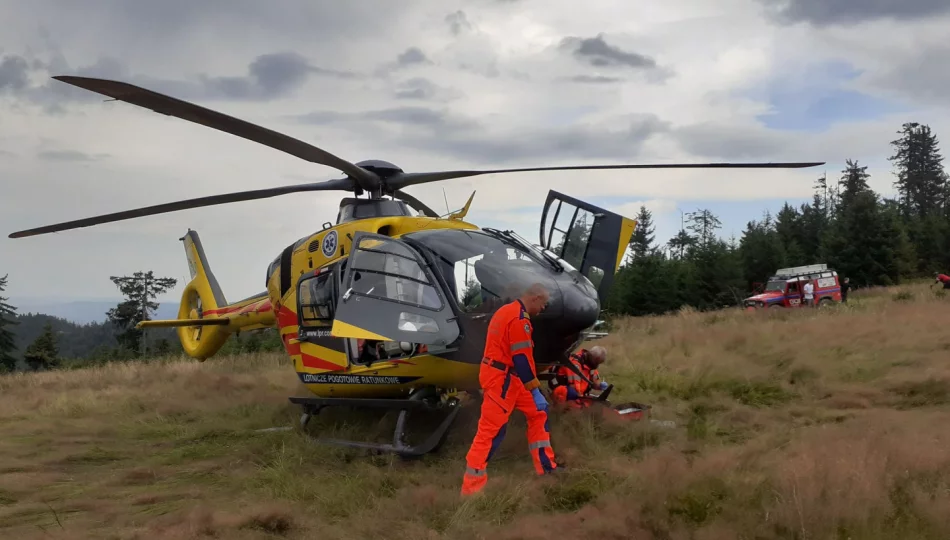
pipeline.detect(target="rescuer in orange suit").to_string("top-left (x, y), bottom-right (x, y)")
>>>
top-left (548, 346), bottom-right (609, 409)
top-left (460, 283), bottom-right (557, 496)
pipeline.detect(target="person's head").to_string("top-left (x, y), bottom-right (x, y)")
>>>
top-left (844, 277), bottom-right (849, 283)
top-left (520, 282), bottom-right (550, 316)
top-left (587, 345), bottom-right (607, 368)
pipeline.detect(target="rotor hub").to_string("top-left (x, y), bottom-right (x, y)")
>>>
top-left (355, 159), bottom-right (403, 178)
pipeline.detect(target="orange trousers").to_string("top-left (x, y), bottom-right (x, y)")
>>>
top-left (551, 386), bottom-right (593, 410)
top-left (460, 362), bottom-right (557, 496)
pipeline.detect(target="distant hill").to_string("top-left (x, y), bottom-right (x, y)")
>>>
top-left (8, 298), bottom-right (179, 325)
top-left (8, 312), bottom-right (182, 363)
top-left (4, 297), bottom-right (182, 365)
top-left (4, 299), bottom-right (281, 368)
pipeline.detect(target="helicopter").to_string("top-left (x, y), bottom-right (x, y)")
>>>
top-left (9, 75), bottom-right (825, 457)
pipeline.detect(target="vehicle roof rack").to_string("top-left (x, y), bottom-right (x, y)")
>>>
top-left (773, 264), bottom-right (829, 278)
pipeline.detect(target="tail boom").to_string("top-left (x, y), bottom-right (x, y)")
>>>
top-left (155, 229), bottom-right (277, 360)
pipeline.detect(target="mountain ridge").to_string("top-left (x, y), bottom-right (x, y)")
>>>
top-left (8, 298), bottom-right (180, 325)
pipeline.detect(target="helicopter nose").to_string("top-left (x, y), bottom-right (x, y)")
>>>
top-left (557, 278), bottom-right (600, 333)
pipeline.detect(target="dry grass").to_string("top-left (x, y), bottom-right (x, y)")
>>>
top-left (2, 282), bottom-right (950, 539)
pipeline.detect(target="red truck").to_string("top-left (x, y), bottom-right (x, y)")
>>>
top-left (743, 264), bottom-right (842, 309)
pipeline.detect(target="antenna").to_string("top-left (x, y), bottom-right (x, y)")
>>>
top-left (442, 188), bottom-right (450, 214)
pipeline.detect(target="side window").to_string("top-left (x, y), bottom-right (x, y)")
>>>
top-left (298, 271), bottom-right (335, 325)
top-left (347, 237), bottom-right (443, 311)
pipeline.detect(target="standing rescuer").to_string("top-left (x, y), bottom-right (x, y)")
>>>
top-left (460, 283), bottom-right (558, 496)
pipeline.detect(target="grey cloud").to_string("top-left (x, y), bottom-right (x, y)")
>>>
top-left (364, 107), bottom-right (450, 126)
top-left (293, 106), bottom-right (476, 132)
top-left (36, 150), bottom-right (110, 162)
top-left (196, 52), bottom-right (357, 101)
top-left (397, 47), bottom-right (430, 67)
top-left (0, 55), bottom-right (30, 92)
top-left (2, 51), bottom-right (361, 112)
top-left (373, 47), bottom-right (434, 78)
top-left (459, 62), bottom-right (502, 79)
top-left (560, 34), bottom-right (657, 70)
top-left (0, 150), bottom-right (16, 158)
top-left (21, 1), bottom-right (410, 49)
top-left (860, 45), bottom-right (950, 106)
top-left (672, 122), bottom-right (796, 161)
top-left (565, 75), bottom-right (623, 84)
top-left (396, 86), bottom-right (435, 100)
top-left (419, 113), bottom-right (670, 164)
top-left (393, 77), bottom-right (462, 101)
top-left (758, 0), bottom-right (950, 25)
top-left (445, 11), bottom-right (473, 36)
top-left (296, 106), bottom-right (669, 164)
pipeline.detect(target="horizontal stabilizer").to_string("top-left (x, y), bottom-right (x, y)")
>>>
top-left (137, 318), bottom-right (230, 329)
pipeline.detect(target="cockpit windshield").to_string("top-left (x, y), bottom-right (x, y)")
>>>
top-left (764, 280), bottom-right (786, 292)
top-left (402, 228), bottom-right (559, 313)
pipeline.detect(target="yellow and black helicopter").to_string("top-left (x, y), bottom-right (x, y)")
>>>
top-left (9, 75), bottom-right (825, 456)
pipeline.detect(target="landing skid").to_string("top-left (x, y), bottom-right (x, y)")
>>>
top-left (288, 386), bottom-right (462, 458)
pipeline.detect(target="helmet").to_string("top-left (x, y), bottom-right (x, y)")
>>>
top-left (588, 346), bottom-right (607, 367)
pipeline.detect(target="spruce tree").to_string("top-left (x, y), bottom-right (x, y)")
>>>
top-left (23, 322), bottom-right (60, 371)
top-left (0, 274), bottom-right (17, 373)
top-left (798, 198), bottom-right (829, 264)
top-left (629, 205), bottom-right (656, 260)
top-left (775, 203), bottom-right (805, 265)
top-left (685, 209), bottom-right (722, 251)
top-left (106, 271), bottom-right (178, 356)
top-left (666, 230), bottom-right (695, 260)
top-left (889, 122), bottom-right (946, 218)
top-left (838, 159), bottom-right (872, 210)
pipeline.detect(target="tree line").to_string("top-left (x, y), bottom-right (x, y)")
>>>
top-left (605, 122), bottom-right (947, 316)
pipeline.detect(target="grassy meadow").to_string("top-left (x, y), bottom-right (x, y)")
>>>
top-left (2, 282), bottom-right (950, 539)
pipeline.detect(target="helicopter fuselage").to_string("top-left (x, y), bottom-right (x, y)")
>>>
top-left (170, 190), bottom-right (634, 401)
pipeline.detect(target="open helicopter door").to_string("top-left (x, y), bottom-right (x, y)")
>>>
top-left (330, 231), bottom-right (461, 349)
top-left (539, 190), bottom-right (637, 305)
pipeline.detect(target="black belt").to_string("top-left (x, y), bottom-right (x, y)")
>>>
top-left (482, 358), bottom-right (509, 372)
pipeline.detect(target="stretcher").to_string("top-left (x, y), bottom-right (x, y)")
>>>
top-left (581, 384), bottom-right (652, 421)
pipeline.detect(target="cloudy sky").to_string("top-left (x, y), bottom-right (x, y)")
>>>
top-left (2, 0), bottom-right (948, 307)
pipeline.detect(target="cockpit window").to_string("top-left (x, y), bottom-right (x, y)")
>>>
top-left (402, 228), bottom-right (556, 313)
top-left (347, 236), bottom-right (443, 311)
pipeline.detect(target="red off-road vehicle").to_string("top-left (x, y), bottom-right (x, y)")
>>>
top-left (744, 264), bottom-right (842, 309)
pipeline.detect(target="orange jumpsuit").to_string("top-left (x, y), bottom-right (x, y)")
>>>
top-left (460, 299), bottom-right (557, 496)
top-left (549, 350), bottom-right (602, 409)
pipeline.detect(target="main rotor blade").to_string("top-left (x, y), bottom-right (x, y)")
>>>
top-left (8, 177), bottom-right (355, 239)
top-left (51, 76), bottom-right (380, 190)
top-left (392, 189), bottom-right (439, 218)
top-left (385, 161), bottom-right (826, 191)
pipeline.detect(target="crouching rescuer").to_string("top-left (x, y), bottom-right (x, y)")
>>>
top-left (549, 346), bottom-right (609, 409)
top-left (461, 283), bottom-right (559, 496)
